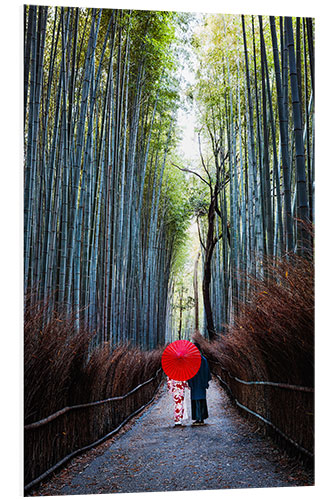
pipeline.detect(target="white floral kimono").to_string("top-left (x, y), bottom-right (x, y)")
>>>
top-left (167, 377), bottom-right (189, 423)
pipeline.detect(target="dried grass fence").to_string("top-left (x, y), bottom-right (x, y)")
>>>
top-left (193, 252), bottom-right (314, 465)
top-left (24, 298), bottom-right (164, 493)
top-left (210, 361), bottom-right (313, 462)
top-left (24, 368), bottom-right (163, 492)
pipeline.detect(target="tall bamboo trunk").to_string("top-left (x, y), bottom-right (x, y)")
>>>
top-left (285, 16), bottom-right (310, 254)
top-left (270, 16), bottom-right (294, 253)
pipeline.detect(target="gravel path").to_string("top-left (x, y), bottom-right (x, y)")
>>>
top-left (31, 378), bottom-right (313, 496)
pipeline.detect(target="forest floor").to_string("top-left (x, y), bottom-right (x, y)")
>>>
top-left (29, 378), bottom-right (314, 496)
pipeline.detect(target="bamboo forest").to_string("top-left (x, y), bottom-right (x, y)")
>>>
top-left (24, 4), bottom-right (315, 493)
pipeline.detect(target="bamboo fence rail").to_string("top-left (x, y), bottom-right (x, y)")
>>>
top-left (24, 368), bottom-right (163, 492)
top-left (210, 361), bottom-right (314, 462)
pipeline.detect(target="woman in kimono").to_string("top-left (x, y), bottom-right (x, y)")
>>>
top-left (167, 377), bottom-right (189, 426)
top-left (188, 342), bottom-right (211, 425)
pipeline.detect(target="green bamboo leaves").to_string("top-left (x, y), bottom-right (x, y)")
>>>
top-left (24, 8), bottom-right (314, 346)
top-left (192, 14), bottom-right (314, 338)
top-left (24, 7), bottom-right (191, 349)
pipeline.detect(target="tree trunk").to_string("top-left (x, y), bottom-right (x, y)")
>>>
top-left (193, 252), bottom-right (200, 331)
top-left (202, 196), bottom-right (218, 340)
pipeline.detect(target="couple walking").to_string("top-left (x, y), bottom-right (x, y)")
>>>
top-left (167, 342), bottom-right (211, 427)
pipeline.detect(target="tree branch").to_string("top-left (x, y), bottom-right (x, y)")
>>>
top-left (198, 132), bottom-right (213, 189)
top-left (196, 217), bottom-right (207, 253)
top-left (171, 162), bottom-right (211, 188)
top-left (213, 232), bottom-right (223, 246)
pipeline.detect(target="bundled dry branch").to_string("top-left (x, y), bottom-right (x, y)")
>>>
top-left (196, 253), bottom-right (314, 386)
top-left (24, 298), bottom-right (93, 423)
top-left (193, 252), bottom-right (314, 461)
top-left (24, 297), bottom-right (164, 487)
top-left (25, 298), bottom-right (163, 423)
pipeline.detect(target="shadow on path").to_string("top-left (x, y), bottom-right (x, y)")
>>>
top-left (31, 378), bottom-right (313, 496)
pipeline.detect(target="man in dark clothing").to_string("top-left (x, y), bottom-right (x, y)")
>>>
top-left (188, 342), bottom-right (212, 425)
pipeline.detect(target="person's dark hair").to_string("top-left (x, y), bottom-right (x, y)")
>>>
top-left (193, 342), bottom-right (201, 352)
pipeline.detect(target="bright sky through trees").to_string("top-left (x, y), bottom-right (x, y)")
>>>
top-left (175, 13), bottom-right (202, 163)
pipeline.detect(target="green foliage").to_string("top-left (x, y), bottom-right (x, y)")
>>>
top-left (162, 160), bottom-right (192, 248)
top-left (24, 5), bottom-right (314, 347)
top-left (185, 12), bottom-right (314, 336)
top-left (173, 287), bottom-right (195, 312)
top-left (24, 5), bottom-right (195, 349)
top-left (188, 179), bottom-right (210, 217)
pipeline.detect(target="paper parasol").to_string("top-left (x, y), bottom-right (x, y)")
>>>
top-left (161, 340), bottom-right (201, 381)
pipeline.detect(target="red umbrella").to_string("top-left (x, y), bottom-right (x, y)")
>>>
top-left (161, 340), bottom-right (201, 381)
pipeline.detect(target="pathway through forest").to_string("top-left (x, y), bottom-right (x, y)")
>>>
top-left (31, 378), bottom-right (313, 496)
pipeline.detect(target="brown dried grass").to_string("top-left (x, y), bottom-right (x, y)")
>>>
top-left (192, 253), bottom-right (314, 460)
top-left (24, 299), bottom-right (163, 425)
top-left (193, 253), bottom-right (314, 387)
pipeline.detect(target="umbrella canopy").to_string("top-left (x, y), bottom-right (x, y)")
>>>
top-left (161, 340), bottom-right (201, 381)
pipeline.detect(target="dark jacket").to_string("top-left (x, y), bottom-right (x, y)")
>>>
top-left (188, 355), bottom-right (211, 400)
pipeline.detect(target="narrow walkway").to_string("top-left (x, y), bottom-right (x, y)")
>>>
top-left (32, 379), bottom-right (313, 496)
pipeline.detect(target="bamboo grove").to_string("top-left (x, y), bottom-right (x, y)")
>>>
top-left (24, 6), bottom-right (192, 349)
top-left (24, 6), bottom-right (314, 347)
top-left (189, 14), bottom-right (314, 339)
